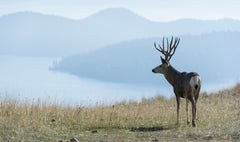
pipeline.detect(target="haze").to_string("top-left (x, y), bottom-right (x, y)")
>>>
top-left (1, 0), bottom-right (240, 21)
top-left (0, 1), bottom-right (239, 106)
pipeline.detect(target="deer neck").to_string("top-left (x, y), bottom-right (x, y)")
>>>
top-left (163, 65), bottom-right (180, 87)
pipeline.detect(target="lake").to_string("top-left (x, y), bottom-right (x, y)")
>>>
top-left (0, 55), bottom-right (237, 107)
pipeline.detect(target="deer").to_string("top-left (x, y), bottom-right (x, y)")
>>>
top-left (152, 37), bottom-right (201, 127)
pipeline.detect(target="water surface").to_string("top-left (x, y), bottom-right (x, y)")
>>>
top-left (0, 56), bottom-right (237, 106)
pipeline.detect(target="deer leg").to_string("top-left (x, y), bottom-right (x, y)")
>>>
top-left (194, 89), bottom-right (200, 120)
top-left (188, 96), bottom-right (196, 127)
top-left (176, 96), bottom-right (180, 126)
top-left (195, 102), bottom-right (198, 121)
top-left (186, 98), bottom-right (190, 125)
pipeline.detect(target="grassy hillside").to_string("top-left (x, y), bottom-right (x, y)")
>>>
top-left (0, 84), bottom-right (239, 141)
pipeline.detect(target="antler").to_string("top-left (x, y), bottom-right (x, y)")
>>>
top-left (154, 36), bottom-right (180, 61)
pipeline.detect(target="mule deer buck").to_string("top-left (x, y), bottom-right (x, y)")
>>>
top-left (152, 37), bottom-right (201, 127)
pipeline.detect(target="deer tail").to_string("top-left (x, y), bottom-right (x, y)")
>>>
top-left (190, 76), bottom-right (201, 90)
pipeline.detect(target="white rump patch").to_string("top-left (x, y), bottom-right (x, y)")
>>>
top-left (190, 76), bottom-right (201, 89)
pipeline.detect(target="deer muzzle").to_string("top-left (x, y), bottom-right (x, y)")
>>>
top-left (152, 69), bottom-right (156, 73)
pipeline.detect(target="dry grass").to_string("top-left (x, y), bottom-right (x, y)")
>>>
top-left (0, 84), bottom-right (239, 141)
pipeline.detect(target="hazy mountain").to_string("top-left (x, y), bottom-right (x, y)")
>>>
top-left (52, 32), bottom-right (240, 85)
top-left (1, 8), bottom-right (240, 57)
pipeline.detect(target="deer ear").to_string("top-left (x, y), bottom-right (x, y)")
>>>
top-left (161, 56), bottom-right (169, 65)
top-left (161, 56), bottom-right (168, 65)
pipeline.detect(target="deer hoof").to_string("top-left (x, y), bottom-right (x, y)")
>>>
top-left (192, 121), bottom-right (196, 127)
top-left (176, 122), bottom-right (180, 127)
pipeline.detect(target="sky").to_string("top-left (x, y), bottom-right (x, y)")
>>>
top-left (0, 0), bottom-right (240, 21)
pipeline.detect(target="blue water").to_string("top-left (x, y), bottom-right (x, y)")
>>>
top-left (0, 56), bottom-right (237, 107)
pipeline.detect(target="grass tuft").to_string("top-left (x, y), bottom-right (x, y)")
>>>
top-left (0, 84), bottom-right (239, 141)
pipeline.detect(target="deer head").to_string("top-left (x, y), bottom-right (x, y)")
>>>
top-left (152, 36), bottom-right (180, 74)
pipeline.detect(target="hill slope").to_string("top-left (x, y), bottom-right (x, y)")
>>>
top-left (1, 8), bottom-right (240, 57)
top-left (52, 32), bottom-right (240, 85)
top-left (0, 83), bottom-right (239, 141)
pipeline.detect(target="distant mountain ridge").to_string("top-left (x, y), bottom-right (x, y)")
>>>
top-left (52, 31), bottom-right (240, 85)
top-left (82, 8), bottom-right (150, 23)
top-left (1, 8), bottom-right (240, 57)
